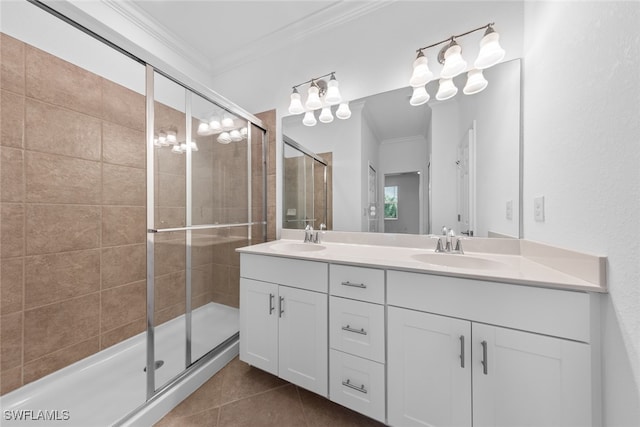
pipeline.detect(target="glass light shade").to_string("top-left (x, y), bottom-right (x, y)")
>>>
top-left (171, 144), bottom-right (183, 154)
top-left (409, 86), bottom-right (430, 106)
top-left (230, 129), bottom-right (242, 141)
top-left (166, 130), bottom-right (177, 144)
top-left (190, 141), bottom-right (198, 151)
top-left (221, 116), bottom-right (235, 131)
top-left (319, 106), bottom-right (334, 123)
top-left (240, 127), bottom-right (248, 138)
top-left (409, 55), bottom-right (433, 87)
top-left (197, 122), bottom-right (213, 136)
top-left (288, 91), bottom-right (305, 114)
top-left (158, 132), bottom-right (169, 146)
top-left (436, 78), bottom-right (458, 101)
top-left (305, 85), bottom-right (322, 110)
top-left (302, 111), bottom-right (317, 126)
top-left (217, 132), bottom-right (231, 144)
top-left (440, 44), bottom-right (467, 79)
top-left (153, 137), bottom-right (161, 147)
top-left (463, 69), bottom-right (488, 95)
top-left (324, 79), bottom-right (341, 105)
top-left (336, 102), bottom-right (351, 120)
top-left (209, 117), bottom-right (222, 133)
top-left (474, 30), bottom-right (505, 69)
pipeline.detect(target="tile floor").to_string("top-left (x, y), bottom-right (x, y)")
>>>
top-left (155, 356), bottom-right (385, 427)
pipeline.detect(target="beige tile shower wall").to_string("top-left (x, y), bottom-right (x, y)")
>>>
top-left (0, 33), bottom-right (147, 394)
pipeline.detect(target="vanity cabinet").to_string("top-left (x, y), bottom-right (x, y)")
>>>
top-left (239, 254), bottom-right (328, 396)
top-left (387, 270), bottom-right (598, 427)
top-left (328, 264), bottom-right (386, 423)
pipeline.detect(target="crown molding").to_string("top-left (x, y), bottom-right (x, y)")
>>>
top-left (100, 0), bottom-right (212, 73)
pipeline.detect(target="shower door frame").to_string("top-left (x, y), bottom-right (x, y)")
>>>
top-left (144, 64), bottom-right (268, 399)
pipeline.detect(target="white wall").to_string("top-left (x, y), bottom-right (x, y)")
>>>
top-left (523, 2), bottom-right (640, 425)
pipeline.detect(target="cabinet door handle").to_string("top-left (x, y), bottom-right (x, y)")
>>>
top-left (459, 335), bottom-right (465, 368)
top-left (279, 296), bottom-right (284, 318)
top-left (341, 325), bottom-right (367, 335)
top-left (341, 281), bottom-right (367, 289)
top-left (342, 379), bottom-right (368, 394)
top-left (481, 340), bottom-right (488, 375)
top-left (269, 293), bottom-right (275, 315)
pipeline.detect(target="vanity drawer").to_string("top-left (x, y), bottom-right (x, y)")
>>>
top-left (240, 253), bottom-right (328, 293)
top-left (330, 296), bottom-right (385, 363)
top-left (330, 349), bottom-right (385, 423)
top-left (330, 264), bottom-right (384, 304)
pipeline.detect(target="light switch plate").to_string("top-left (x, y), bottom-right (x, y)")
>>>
top-left (506, 200), bottom-right (513, 220)
top-left (534, 196), bottom-right (545, 222)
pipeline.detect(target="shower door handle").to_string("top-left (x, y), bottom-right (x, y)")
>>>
top-left (269, 293), bottom-right (275, 315)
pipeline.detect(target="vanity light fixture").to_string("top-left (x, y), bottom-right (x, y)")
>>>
top-left (409, 23), bottom-right (505, 106)
top-left (288, 72), bottom-right (351, 126)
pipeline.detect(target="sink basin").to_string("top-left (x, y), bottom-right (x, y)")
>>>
top-left (411, 253), bottom-right (508, 270)
top-left (271, 242), bottom-right (327, 253)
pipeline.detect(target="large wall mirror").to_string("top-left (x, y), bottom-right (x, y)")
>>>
top-left (282, 58), bottom-right (521, 238)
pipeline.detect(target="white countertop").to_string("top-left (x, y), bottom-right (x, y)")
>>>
top-left (237, 231), bottom-right (607, 294)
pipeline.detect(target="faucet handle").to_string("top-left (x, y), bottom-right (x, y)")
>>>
top-left (319, 223), bottom-right (326, 231)
top-left (441, 226), bottom-right (448, 236)
top-left (454, 238), bottom-right (464, 254)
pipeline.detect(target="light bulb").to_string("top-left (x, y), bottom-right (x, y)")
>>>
top-left (336, 103), bottom-right (351, 120)
top-left (436, 78), bottom-right (458, 101)
top-left (463, 69), bottom-right (488, 95)
top-left (288, 88), bottom-right (305, 115)
top-left (209, 117), bottom-right (222, 133)
top-left (324, 75), bottom-right (341, 105)
top-left (221, 115), bottom-right (235, 131)
top-left (171, 144), bottom-right (183, 154)
top-left (305, 84), bottom-right (322, 110)
top-left (319, 106), bottom-right (334, 123)
top-left (230, 129), bottom-right (242, 141)
top-left (410, 86), bottom-right (430, 106)
top-left (409, 52), bottom-right (433, 87)
top-left (302, 111), bottom-right (317, 126)
top-left (197, 122), bottom-right (213, 136)
top-left (240, 127), bottom-right (248, 139)
top-left (474, 27), bottom-right (505, 69)
top-left (153, 137), bottom-right (161, 147)
top-left (166, 130), bottom-right (177, 144)
top-left (440, 42), bottom-right (467, 79)
top-left (158, 131), bottom-right (169, 146)
top-left (217, 132), bottom-right (231, 144)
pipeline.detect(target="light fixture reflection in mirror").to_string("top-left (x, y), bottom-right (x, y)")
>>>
top-left (282, 59), bottom-right (521, 238)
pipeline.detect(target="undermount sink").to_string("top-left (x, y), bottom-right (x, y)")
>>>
top-left (271, 242), bottom-right (327, 253)
top-left (411, 253), bottom-right (509, 270)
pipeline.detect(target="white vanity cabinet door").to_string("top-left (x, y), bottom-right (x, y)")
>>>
top-left (472, 323), bottom-right (592, 427)
top-left (278, 285), bottom-right (328, 396)
top-left (387, 307), bottom-right (472, 427)
top-left (239, 278), bottom-right (279, 375)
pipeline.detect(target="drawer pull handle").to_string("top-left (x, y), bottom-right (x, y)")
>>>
top-left (342, 325), bottom-right (367, 335)
top-left (279, 296), bottom-right (284, 318)
top-left (341, 281), bottom-right (367, 289)
top-left (459, 335), bottom-right (465, 368)
top-left (481, 340), bottom-right (488, 375)
top-left (269, 293), bottom-right (275, 315)
top-left (342, 379), bottom-right (368, 394)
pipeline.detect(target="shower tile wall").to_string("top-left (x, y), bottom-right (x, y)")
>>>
top-left (0, 33), bottom-right (265, 395)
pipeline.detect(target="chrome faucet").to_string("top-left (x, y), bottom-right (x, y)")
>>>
top-left (435, 226), bottom-right (464, 254)
top-left (304, 224), bottom-right (314, 243)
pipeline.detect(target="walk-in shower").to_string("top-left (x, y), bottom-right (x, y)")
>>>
top-left (0, 2), bottom-right (266, 425)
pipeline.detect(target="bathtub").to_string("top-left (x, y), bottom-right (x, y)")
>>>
top-left (0, 302), bottom-right (239, 427)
